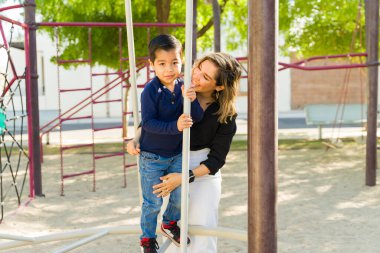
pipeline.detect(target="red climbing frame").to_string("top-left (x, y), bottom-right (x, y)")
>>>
top-left (38, 22), bottom-right (185, 195)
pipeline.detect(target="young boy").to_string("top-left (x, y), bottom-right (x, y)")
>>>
top-left (139, 34), bottom-right (204, 253)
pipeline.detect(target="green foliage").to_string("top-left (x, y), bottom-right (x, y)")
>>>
top-left (35, 0), bottom-right (248, 69)
top-left (279, 0), bottom-right (366, 58)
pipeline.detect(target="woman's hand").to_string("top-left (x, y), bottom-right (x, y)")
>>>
top-left (177, 114), bottom-right (193, 131)
top-left (126, 139), bottom-right (140, 155)
top-left (153, 173), bottom-right (182, 197)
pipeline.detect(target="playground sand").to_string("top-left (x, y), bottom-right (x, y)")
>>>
top-left (1, 145), bottom-right (380, 252)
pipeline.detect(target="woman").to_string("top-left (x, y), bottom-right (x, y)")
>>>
top-left (127, 52), bottom-right (241, 253)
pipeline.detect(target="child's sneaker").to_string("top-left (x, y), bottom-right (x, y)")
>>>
top-left (140, 238), bottom-right (159, 253)
top-left (160, 221), bottom-right (191, 247)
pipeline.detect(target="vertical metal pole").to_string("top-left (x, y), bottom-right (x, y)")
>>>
top-left (180, 0), bottom-right (193, 252)
top-left (365, 0), bottom-right (379, 186)
top-left (88, 28), bottom-right (96, 192)
top-left (24, 0), bottom-right (43, 197)
top-left (248, 0), bottom-right (278, 252)
top-left (124, 0), bottom-right (142, 204)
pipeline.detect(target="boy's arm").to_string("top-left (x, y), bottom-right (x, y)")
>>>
top-left (141, 87), bottom-right (181, 135)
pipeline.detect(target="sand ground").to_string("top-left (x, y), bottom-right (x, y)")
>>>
top-left (1, 143), bottom-right (380, 252)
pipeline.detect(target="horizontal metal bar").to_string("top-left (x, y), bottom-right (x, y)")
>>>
top-left (61, 143), bottom-right (94, 151)
top-left (92, 72), bottom-right (120, 77)
top-left (93, 125), bottom-right (123, 132)
top-left (60, 115), bottom-right (92, 122)
top-left (123, 84), bottom-right (146, 88)
top-left (38, 22), bottom-right (185, 28)
top-left (278, 62), bottom-right (369, 71)
top-left (93, 99), bottom-right (122, 104)
top-left (0, 4), bottom-right (24, 12)
top-left (59, 88), bottom-right (91, 92)
top-left (94, 152), bottom-right (124, 160)
top-left (125, 164), bottom-right (137, 169)
top-left (57, 59), bottom-right (90, 64)
top-left (62, 170), bottom-right (95, 179)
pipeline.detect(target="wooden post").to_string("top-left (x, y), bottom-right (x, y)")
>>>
top-left (25, 0), bottom-right (43, 196)
top-left (248, 0), bottom-right (278, 252)
top-left (365, 0), bottom-right (379, 186)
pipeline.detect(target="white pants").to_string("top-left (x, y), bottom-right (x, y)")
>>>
top-left (165, 148), bottom-right (222, 253)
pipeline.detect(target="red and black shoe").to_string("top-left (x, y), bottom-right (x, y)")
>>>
top-left (160, 221), bottom-right (191, 247)
top-left (140, 238), bottom-right (159, 253)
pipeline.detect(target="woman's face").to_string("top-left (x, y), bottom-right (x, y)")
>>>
top-left (192, 60), bottom-right (223, 94)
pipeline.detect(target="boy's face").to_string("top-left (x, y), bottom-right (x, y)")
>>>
top-left (150, 49), bottom-right (182, 87)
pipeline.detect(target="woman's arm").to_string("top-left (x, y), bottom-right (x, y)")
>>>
top-left (152, 164), bottom-right (210, 197)
top-left (201, 116), bottom-right (237, 175)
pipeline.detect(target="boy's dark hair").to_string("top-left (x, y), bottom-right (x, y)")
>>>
top-left (148, 34), bottom-right (182, 62)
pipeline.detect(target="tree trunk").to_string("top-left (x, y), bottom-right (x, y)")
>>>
top-left (192, 0), bottom-right (198, 62)
top-left (156, 0), bottom-right (172, 34)
top-left (212, 0), bottom-right (221, 52)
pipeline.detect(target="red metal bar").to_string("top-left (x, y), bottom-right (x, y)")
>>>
top-left (119, 27), bottom-right (127, 188)
top-left (121, 56), bottom-right (149, 62)
top-left (278, 62), bottom-right (369, 71)
top-left (40, 62), bottom-right (147, 134)
top-left (40, 79), bottom-right (126, 135)
top-left (38, 22), bottom-right (185, 28)
top-left (40, 61), bottom-right (145, 132)
top-left (62, 143), bottom-right (94, 151)
top-left (88, 27), bottom-right (96, 193)
top-left (41, 73), bottom-right (128, 131)
top-left (0, 22), bottom-right (20, 93)
top-left (59, 87), bottom-right (91, 92)
top-left (94, 152), bottom-right (124, 160)
top-left (125, 164), bottom-right (137, 169)
top-left (62, 169), bottom-right (95, 179)
top-left (60, 115), bottom-right (92, 122)
top-left (278, 53), bottom-right (368, 71)
top-left (93, 99), bottom-right (122, 104)
top-left (0, 15), bottom-right (28, 28)
top-left (93, 125), bottom-right (123, 132)
top-left (0, 4), bottom-right (24, 12)
top-left (92, 71), bottom-right (120, 76)
top-left (57, 59), bottom-right (90, 64)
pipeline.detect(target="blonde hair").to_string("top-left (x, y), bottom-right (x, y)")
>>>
top-left (194, 52), bottom-right (242, 123)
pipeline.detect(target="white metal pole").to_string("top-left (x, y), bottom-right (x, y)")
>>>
top-left (180, 0), bottom-right (193, 252)
top-left (124, 0), bottom-right (142, 205)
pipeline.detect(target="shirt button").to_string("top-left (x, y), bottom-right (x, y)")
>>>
top-left (171, 101), bottom-right (175, 104)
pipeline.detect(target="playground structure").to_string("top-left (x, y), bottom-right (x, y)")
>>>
top-left (0, 0), bottom-right (379, 252)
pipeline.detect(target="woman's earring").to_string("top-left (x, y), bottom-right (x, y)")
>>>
top-left (215, 91), bottom-right (220, 100)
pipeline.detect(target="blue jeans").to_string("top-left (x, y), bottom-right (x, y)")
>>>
top-left (139, 151), bottom-right (182, 239)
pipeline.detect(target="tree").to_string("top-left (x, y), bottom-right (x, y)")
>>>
top-left (279, 0), bottom-right (366, 58)
top-left (3, 0), bottom-right (365, 63)
top-left (34, 0), bottom-right (247, 69)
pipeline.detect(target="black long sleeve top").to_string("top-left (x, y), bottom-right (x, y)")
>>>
top-left (190, 102), bottom-right (237, 175)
